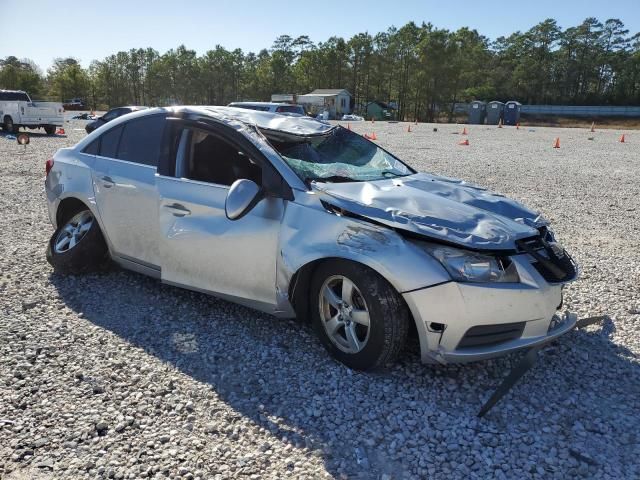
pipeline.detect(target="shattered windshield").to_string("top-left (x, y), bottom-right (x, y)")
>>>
top-left (267, 127), bottom-right (413, 183)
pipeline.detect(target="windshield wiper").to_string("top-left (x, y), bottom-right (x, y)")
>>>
top-left (380, 170), bottom-right (408, 178)
top-left (308, 175), bottom-right (357, 184)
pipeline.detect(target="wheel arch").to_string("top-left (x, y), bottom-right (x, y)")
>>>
top-left (56, 197), bottom-right (91, 226)
top-left (288, 256), bottom-right (416, 326)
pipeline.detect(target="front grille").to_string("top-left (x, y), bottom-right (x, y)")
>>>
top-left (516, 236), bottom-right (577, 283)
top-left (531, 252), bottom-right (577, 282)
top-left (457, 322), bottom-right (526, 349)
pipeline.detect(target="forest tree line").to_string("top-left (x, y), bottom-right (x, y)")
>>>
top-left (1, 17), bottom-right (639, 121)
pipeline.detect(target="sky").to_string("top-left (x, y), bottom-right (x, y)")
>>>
top-left (1, 0), bottom-right (639, 71)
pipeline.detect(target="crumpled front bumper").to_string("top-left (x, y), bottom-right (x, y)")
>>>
top-left (403, 257), bottom-right (576, 364)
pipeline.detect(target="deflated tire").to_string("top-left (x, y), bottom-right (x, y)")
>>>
top-left (46, 209), bottom-right (109, 274)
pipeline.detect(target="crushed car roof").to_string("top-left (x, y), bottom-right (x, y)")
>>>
top-left (180, 105), bottom-right (333, 136)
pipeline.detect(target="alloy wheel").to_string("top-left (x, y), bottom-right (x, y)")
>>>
top-left (54, 211), bottom-right (94, 253)
top-left (319, 275), bottom-right (371, 354)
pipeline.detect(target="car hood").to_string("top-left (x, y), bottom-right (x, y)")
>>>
top-left (312, 173), bottom-right (546, 250)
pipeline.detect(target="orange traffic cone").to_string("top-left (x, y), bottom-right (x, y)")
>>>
top-left (590, 121), bottom-right (595, 133)
top-left (407, 124), bottom-right (412, 133)
top-left (458, 139), bottom-right (469, 146)
top-left (553, 137), bottom-right (560, 148)
top-left (620, 134), bottom-right (626, 143)
top-left (462, 127), bottom-right (468, 135)
top-left (498, 119), bottom-right (503, 128)
top-left (57, 128), bottom-right (65, 135)
top-left (371, 132), bottom-right (377, 140)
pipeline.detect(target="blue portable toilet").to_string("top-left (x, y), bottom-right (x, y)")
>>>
top-left (468, 100), bottom-right (486, 124)
top-left (486, 101), bottom-right (504, 125)
top-left (503, 101), bottom-right (522, 125)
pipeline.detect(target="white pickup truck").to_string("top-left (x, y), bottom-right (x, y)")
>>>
top-left (0, 90), bottom-right (64, 135)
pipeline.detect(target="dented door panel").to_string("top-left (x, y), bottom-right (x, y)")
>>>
top-left (157, 175), bottom-right (284, 307)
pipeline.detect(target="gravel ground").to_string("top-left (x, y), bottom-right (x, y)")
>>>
top-left (1, 118), bottom-right (639, 479)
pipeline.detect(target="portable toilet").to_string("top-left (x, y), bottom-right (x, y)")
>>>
top-left (503, 101), bottom-right (522, 125)
top-left (468, 101), bottom-right (486, 124)
top-left (486, 101), bottom-right (504, 125)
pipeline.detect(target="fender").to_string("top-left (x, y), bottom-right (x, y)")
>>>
top-left (275, 193), bottom-right (451, 315)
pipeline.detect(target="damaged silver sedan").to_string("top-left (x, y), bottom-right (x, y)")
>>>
top-left (45, 106), bottom-right (578, 370)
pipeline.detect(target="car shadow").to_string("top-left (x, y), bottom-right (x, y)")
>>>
top-left (48, 268), bottom-right (640, 478)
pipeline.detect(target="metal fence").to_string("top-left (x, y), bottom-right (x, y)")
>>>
top-left (452, 103), bottom-right (640, 117)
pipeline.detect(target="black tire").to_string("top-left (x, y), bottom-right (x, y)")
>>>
top-left (44, 125), bottom-right (56, 135)
top-left (3, 116), bottom-right (18, 134)
top-left (310, 259), bottom-right (409, 370)
top-left (46, 208), bottom-right (109, 274)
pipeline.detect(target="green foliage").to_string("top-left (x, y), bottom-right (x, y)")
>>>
top-left (1, 17), bottom-right (638, 116)
top-left (0, 56), bottom-right (44, 97)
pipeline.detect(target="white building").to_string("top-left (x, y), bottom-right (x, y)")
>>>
top-left (296, 89), bottom-right (352, 119)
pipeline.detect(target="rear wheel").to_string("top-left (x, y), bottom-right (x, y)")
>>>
top-left (310, 260), bottom-right (409, 370)
top-left (46, 209), bottom-right (109, 274)
top-left (44, 125), bottom-right (56, 135)
top-left (3, 116), bottom-right (18, 134)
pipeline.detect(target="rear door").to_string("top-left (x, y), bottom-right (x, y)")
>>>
top-left (91, 114), bottom-right (166, 269)
top-left (156, 120), bottom-right (285, 309)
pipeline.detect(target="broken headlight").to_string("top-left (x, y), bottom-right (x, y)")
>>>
top-left (420, 243), bottom-right (519, 283)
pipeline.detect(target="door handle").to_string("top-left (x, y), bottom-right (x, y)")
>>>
top-left (101, 176), bottom-right (115, 188)
top-left (164, 203), bottom-right (191, 217)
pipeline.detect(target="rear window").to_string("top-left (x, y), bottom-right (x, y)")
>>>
top-left (0, 91), bottom-right (29, 101)
top-left (102, 109), bottom-right (121, 122)
top-left (116, 115), bottom-right (165, 166)
top-left (231, 104), bottom-right (270, 112)
top-left (98, 125), bottom-right (123, 158)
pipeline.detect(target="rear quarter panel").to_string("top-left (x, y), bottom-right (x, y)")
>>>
top-left (45, 148), bottom-right (101, 230)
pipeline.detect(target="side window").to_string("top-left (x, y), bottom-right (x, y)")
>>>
top-left (177, 129), bottom-right (262, 187)
top-left (83, 138), bottom-right (100, 155)
top-left (117, 115), bottom-right (165, 167)
top-left (18, 93), bottom-right (30, 102)
top-left (98, 125), bottom-right (123, 158)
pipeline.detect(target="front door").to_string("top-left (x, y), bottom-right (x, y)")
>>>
top-left (156, 124), bottom-right (285, 310)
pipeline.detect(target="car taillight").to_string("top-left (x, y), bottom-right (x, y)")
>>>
top-left (45, 158), bottom-right (54, 177)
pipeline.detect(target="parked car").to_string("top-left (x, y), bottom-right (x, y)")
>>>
top-left (85, 106), bottom-right (148, 133)
top-left (45, 106), bottom-right (578, 370)
top-left (0, 89), bottom-right (64, 135)
top-left (228, 101), bottom-right (306, 116)
top-left (63, 98), bottom-right (86, 110)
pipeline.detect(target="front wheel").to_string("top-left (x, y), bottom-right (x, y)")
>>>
top-left (310, 260), bottom-right (410, 370)
top-left (46, 209), bottom-right (109, 274)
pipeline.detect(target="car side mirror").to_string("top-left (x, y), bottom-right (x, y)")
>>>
top-left (225, 179), bottom-right (262, 220)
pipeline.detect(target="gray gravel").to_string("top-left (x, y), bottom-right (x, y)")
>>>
top-left (1, 119), bottom-right (639, 479)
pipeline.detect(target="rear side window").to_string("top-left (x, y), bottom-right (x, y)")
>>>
top-left (99, 125), bottom-right (123, 158)
top-left (83, 138), bottom-right (100, 155)
top-left (117, 115), bottom-right (165, 167)
top-left (276, 105), bottom-right (304, 114)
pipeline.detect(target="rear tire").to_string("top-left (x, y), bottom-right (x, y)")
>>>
top-left (44, 125), bottom-right (56, 135)
top-left (310, 259), bottom-right (409, 370)
top-left (46, 209), bottom-right (109, 274)
top-left (3, 116), bottom-right (18, 134)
